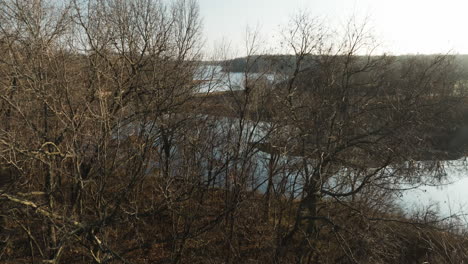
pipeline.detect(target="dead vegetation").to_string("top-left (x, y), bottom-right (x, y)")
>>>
top-left (0, 1), bottom-right (468, 263)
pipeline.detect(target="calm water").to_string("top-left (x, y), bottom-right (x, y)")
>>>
top-left (400, 159), bottom-right (468, 217)
top-left (195, 66), bottom-right (468, 219)
top-left (195, 65), bottom-right (276, 93)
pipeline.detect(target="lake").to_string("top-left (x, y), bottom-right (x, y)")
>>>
top-left (400, 158), bottom-right (468, 218)
top-left (194, 66), bottom-right (468, 220)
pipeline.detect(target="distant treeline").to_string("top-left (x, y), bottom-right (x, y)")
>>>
top-left (218, 54), bottom-right (468, 77)
top-left (219, 55), bottom-right (301, 73)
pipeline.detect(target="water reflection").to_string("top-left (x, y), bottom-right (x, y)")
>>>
top-left (400, 158), bottom-right (468, 217)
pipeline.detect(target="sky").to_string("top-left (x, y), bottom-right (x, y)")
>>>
top-left (198, 0), bottom-right (468, 56)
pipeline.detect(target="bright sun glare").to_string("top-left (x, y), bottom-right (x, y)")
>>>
top-left (199, 0), bottom-right (468, 55)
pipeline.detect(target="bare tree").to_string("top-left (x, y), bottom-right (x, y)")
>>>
top-left (262, 15), bottom-right (464, 263)
top-left (0, 0), bottom-right (215, 263)
top-left (0, 2), bottom-right (466, 263)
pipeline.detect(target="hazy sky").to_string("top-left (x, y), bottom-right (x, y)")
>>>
top-left (198, 0), bottom-right (468, 56)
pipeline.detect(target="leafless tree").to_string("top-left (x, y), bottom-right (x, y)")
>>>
top-left (0, 0), bottom-right (217, 263)
top-left (261, 15), bottom-right (465, 263)
top-left (0, 2), bottom-right (466, 264)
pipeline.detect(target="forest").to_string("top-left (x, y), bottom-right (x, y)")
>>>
top-left (1, 0), bottom-right (468, 263)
